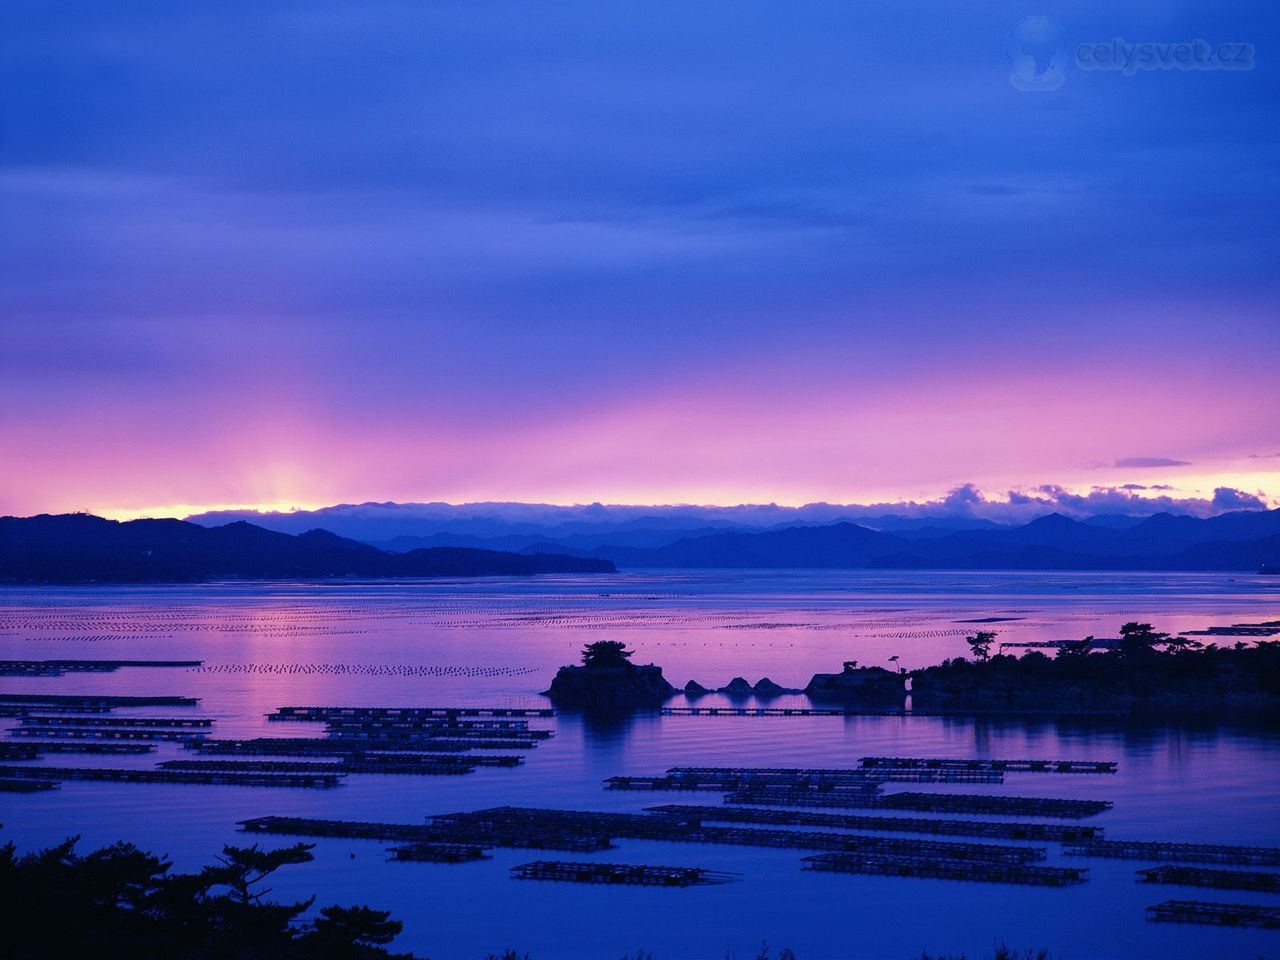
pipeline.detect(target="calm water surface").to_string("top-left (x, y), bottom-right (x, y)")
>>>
top-left (2, 571), bottom-right (1278, 960)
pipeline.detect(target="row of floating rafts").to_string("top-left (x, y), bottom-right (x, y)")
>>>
top-left (606, 767), bottom-right (1112, 819)
top-left (268, 705), bottom-right (556, 720)
top-left (1146, 900), bottom-right (1280, 928)
top-left (0, 694), bottom-right (199, 706)
top-left (802, 852), bottom-right (1088, 887)
top-left (436, 808), bottom-right (1047, 862)
top-left (1, 700), bottom-right (199, 778)
top-left (1065, 839), bottom-right (1280, 867)
top-left (640, 804), bottom-right (1103, 842)
top-left (508, 860), bottom-right (739, 887)
top-left (0, 659), bottom-right (203, 677)
top-left (194, 737), bottom-right (476, 755)
top-left (1137, 865), bottom-right (1280, 893)
top-left (17, 715), bottom-right (213, 728)
top-left (858, 756), bottom-right (1118, 774)
top-left (325, 717), bottom-right (544, 730)
top-left (725, 786), bottom-right (1113, 819)
top-left (0, 763), bottom-right (342, 789)
top-left (8, 698), bottom-right (1276, 921)
top-left (11, 727), bottom-right (208, 742)
top-left (0, 696), bottom-right (545, 788)
top-left (160, 757), bottom-right (512, 776)
top-left (193, 663), bottom-right (539, 677)
top-left (243, 809), bottom-right (1049, 865)
top-left (0, 741), bottom-right (154, 757)
top-left (0, 704), bottom-right (135, 716)
top-left (606, 770), bottom-right (1002, 789)
top-left (3, 694), bottom-right (216, 791)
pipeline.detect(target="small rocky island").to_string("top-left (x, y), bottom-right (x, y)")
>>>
top-left (543, 641), bottom-right (676, 710)
top-left (804, 660), bottom-right (907, 705)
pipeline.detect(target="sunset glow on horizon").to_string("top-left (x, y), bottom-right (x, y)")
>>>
top-left (3, 2), bottom-right (1277, 521)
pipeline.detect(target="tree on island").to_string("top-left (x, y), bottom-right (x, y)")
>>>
top-left (965, 631), bottom-right (997, 662)
top-left (1055, 636), bottom-right (1095, 660)
top-left (580, 640), bottom-right (634, 669)
top-left (1118, 621), bottom-right (1170, 658)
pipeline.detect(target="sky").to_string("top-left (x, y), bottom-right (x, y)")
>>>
top-left (2, 1), bottom-right (1278, 520)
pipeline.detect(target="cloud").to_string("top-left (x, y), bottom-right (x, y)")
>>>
top-left (940, 483), bottom-right (985, 512)
top-left (1113, 457), bottom-right (1193, 468)
top-left (1211, 487), bottom-right (1269, 512)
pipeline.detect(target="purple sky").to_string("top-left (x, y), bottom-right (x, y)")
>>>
top-left (2, 1), bottom-right (1277, 518)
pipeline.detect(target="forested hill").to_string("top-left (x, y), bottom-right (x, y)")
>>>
top-left (594, 510), bottom-right (1280, 571)
top-left (0, 514), bottom-right (615, 583)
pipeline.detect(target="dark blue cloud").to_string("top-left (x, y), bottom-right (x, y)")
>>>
top-left (1211, 487), bottom-right (1268, 511)
top-left (1114, 457), bottom-right (1194, 468)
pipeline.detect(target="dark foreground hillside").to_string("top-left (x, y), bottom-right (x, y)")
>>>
top-left (0, 514), bottom-right (615, 584)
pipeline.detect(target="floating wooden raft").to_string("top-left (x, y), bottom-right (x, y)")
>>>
top-left (510, 860), bottom-right (738, 887)
top-left (328, 737), bottom-right (539, 752)
top-left (11, 727), bottom-right (205, 742)
top-left (436, 808), bottom-right (1045, 863)
top-left (668, 765), bottom-right (1004, 785)
top-left (20, 716), bottom-right (214, 728)
top-left (191, 740), bottom-right (518, 765)
top-left (802, 853), bottom-right (1088, 887)
top-left (859, 757), bottom-right (1117, 774)
top-left (1146, 900), bottom-right (1280, 928)
top-left (390, 843), bottom-right (490, 863)
top-left (20, 742), bottom-right (156, 755)
top-left (606, 775), bottom-right (879, 793)
top-left (420, 825), bottom-right (613, 853)
top-left (270, 706), bottom-right (556, 721)
top-left (0, 777), bottom-right (58, 793)
top-left (604, 778), bottom-right (885, 793)
top-left (0, 704), bottom-right (115, 716)
top-left (320, 721), bottom-right (545, 737)
top-left (242, 816), bottom-right (437, 842)
top-left (0, 764), bottom-right (342, 789)
top-left (0, 659), bottom-right (202, 677)
top-left (326, 725), bottom-right (553, 741)
top-left (642, 805), bottom-right (1103, 842)
top-left (728, 787), bottom-right (1112, 819)
top-left (193, 738), bottom-right (476, 755)
top-left (661, 707), bottom-right (894, 717)
top-left (239, 815), bottom-right (612, 852)
top-left (1066, 840), bottom-right (1280, 867)
top-left (0, 694), bottom-right (198, 707)
top-left (161, 759), bottom-right (472, 776)
top-left (327, 729), bottom-right (542, 745)
top-left (1137, 865), bottom-right (1280, 893)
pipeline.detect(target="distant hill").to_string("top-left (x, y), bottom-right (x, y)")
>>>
top-left (592, 509), bottom-right (1280, 571)
top-left (0, 514), bottom-right (615, 584)
top-left (184, 498), bottom-right (1277, 560)
top-left (598, 522), bottom-right (903, 568)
